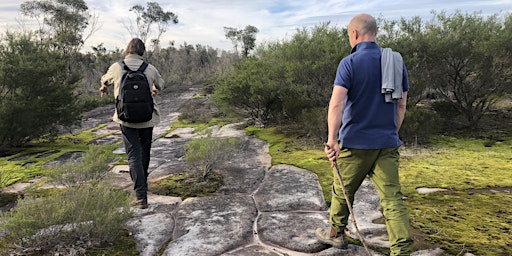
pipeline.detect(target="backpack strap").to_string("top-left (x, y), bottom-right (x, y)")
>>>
top-left (137, 62), bottom-right (149, 72)
top-left (118, 60), bottom-right (131, 71)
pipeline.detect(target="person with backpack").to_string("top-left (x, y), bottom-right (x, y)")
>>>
top-left (100, 38), bottom-right (164, 209)
top-left (317, 14), bottom-right (413, 255)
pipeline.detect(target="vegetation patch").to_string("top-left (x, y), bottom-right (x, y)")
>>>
top-left (401, 137), bottom-right (512, 255)
top-left (149, 171), bottom-right (223, 199)
top-left (407, 192), bottom-right (511, 255)
top-left (0, 125), bottom-right (120, 188)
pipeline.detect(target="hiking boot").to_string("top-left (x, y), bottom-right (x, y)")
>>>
top-left (131, 198), bottom-right (148, 209)
top-left (315, 227), bottom-right (348, 249)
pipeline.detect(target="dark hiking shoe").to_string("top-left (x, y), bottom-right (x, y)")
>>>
top-left (131, 199), bottom-right (148, 209)
top-left (315, 227), bottom-right (348, 249)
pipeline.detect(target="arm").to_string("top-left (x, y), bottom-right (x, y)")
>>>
top-left (396, 91), bottom-right (407, 131)
top-left (325, 85), bottom-right (348, 166)
top-left (150, 66), bottom-right (165, 96)
top-left (155, 70), bottom-right (164, 91)
top-left (100, 64), bottom-right (116, 96)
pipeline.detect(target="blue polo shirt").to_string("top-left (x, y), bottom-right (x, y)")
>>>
top-left (334, 41), bottom-right (409, 149)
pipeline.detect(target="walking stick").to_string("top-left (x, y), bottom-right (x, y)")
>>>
top-left (325, 144), bottom-right (372, 256)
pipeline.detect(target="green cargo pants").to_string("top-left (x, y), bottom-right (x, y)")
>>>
top-left (329, 147), bottom-right (413, 256)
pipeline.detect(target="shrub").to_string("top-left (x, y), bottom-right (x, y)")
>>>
top-left (400, 105), bottom-right (442, 146)
top-left (212, 58), bottom-right (285, 126)
top-left (296, 107), bottom-right (328, 143)
top-left (184, 129), bottom-right (244, 180)
top-left (0, 145), bottom-right (132, 255)
top-left (48, 145), bottom-right (115, 187)
top-left (431, 100), bottom-right (461, 120)
top-left (178, 98), bottom-right (217, 125)
top-left (78, 94), bottom-right (114, 112)
top-left (0, 183), bottom-right (132, 255)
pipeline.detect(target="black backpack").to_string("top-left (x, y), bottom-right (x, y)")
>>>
top-left (116, 61), bottom-right (154, 123)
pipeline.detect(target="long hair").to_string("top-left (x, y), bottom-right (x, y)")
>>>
top-left (125, 38), bottom-right (145, 56)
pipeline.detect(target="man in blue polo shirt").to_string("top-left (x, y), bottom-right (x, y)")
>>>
top-left (316, 13), bottom-right (413, 255)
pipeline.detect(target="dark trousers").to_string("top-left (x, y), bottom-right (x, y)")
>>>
top-left (121, 125), bottom-right (153, 200)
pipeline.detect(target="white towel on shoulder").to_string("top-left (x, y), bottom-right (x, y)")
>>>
top-left (381, 48), bottom-right (403, 103)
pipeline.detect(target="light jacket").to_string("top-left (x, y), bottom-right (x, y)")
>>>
top-left (101, 54), bottom-right (165, 128)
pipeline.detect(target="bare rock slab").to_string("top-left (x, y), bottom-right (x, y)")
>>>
top-left (163, 194), bottom-right (257, 256)
top-left (125, 194), bottom-right (181, 256)
top-left (232, 137), bottom-right (271, 170)
top-left (105, 165), bottom-right (132, 190)
top-left (148, 138), bottom-right (190, 179)
top-left (254, 164), bottom-right (328, 212)
top-left (126, 212), bottom-right (175, 256)
top-left (217, 166), bottom-right (266, 194)
top-left (257, 211), bottom-right (330, 253)
top-left (314, 245), bottom-right (385, 256)
top-left (222, 245), bottom-right (282, 256)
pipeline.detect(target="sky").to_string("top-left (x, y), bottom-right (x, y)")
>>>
top-left (0, 0), bottom-right (511, 52)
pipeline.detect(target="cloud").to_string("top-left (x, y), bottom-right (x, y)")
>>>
top-left (1, 0), bottom-right (510, 52)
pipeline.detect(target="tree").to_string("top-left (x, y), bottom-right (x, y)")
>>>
top-left (20, 0), bottom-right (97, 54)
top-left (128, 2), bottom-right (178, 48)
top-left (419, 11), bottom-right (510, 127)
top-left (0, 32), bottom-right (81, 147)
top-left (378, 16), bottom-right (431, 105)
top-left (494, 13), bottom-right (512, 95)
top-left (224, 25), bottom-right (259, 57)
top-left (76, 43), bottom-right (121, 96)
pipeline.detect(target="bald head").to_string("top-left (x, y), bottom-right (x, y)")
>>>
top-left (347, 13), bottom-right (377, 47)
top-left (349, 14), bottom-right (377, 37)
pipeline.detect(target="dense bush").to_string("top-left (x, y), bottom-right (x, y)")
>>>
top-left (273, 107), bottom-right (328, 150)
top-left (212, 57), bottom-right (286, 126)
top-left (430, 100), bottom-right (461, 119)
top-left (213, 23), bottom-right (349, 127)
top-left (400, 105), bottom-right (442, 146)
top-left (0, 33), bottom-right (81, 147)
